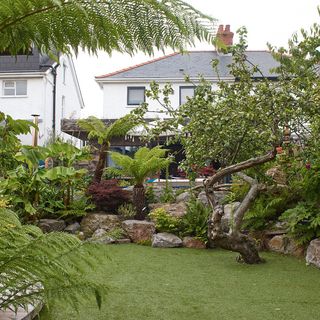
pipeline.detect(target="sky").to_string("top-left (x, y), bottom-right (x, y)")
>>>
top-left (73, 0), bottom-right (320, 117)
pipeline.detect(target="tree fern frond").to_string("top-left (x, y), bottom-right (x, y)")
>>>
top-left (0, 208), bottom-right (107, 312)
top-left (0, 0), bottom-right (217, 55)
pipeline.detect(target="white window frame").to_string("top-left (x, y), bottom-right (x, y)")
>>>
top-left (179, 86), bottom-right (195, 105)
top-left (2, 80), bottom-right (27, 97)
top-left (127, 86), bottom-right (145, 105)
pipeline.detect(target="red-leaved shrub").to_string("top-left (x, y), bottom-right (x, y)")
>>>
top-left (87, 179), bottom-right (131, 212)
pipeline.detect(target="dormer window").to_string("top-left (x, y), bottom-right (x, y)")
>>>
top-left (3, 80), bottom-right (27, 96)
top-left (127, 87), bottom-right (145, 105)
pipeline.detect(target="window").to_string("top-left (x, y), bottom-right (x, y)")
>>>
top-left (127, 87), bottom-right (145, 105)
top-left (179, 86), bottom-right (195, 105)
top-left (3, 80), bottom-right (27, 96)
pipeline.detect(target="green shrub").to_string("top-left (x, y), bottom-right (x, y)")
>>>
top-left (118, 203), bottom-right (136, 219)
top-left (159, 185), bottom-right (175, 203)
top-left (280, 202), bottom-right (320, 245)
top-left (149, 208), bottom-right (181, 233)
top-left (106, 227), bottom-right (126, 240)
top-left (180, 198), bottom-right (211, 242)
top-left (243, 187), bottom-right (298, 231)
top-left (145, 185), bottom-right (157, 203)
top-left (222, 178), bottom-right (250, 204)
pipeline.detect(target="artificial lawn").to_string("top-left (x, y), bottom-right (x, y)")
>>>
top-left (40, 244), bottom-right (320, 320)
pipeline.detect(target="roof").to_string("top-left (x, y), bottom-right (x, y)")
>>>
top-left (96, 51), bottom-right (279, 81)
top-left (0, 47), bottom-right (55, 73)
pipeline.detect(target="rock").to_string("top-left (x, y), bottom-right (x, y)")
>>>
top-left (268, 235), bottom-right (305, 257)
top-left (266, 166), bottom-right (286, 185)
top-left (197, 191), bottom-right (208, 206)
top-left (149, 203), bottom-right (187, 218)
top-left (152, 232), bottom-right (182, 248)
top-left (222, 202), bottom-right (241, 232)
top-left (38, 219), bottom-right (66, 233)
top-left (89, 228), bottom-right (115, 244)
top-left (80, 213), bottom-right (121, 238)
top-left (176, 191), bottom-right (191, 203)
top-left (268, 235), bottom-right (286, 253)
top-left (77, 231), bottom-right (85, 241)
top-left (64, 222), bottom-right (80, 234)
top-left (122, 220), bottom-right (155, 243)
top-left (285, 238), bottom-right (305, 258)
top-left (306, 238), bottom-right (320, 268)
top-left (182, 236), bottom-right (206, 249)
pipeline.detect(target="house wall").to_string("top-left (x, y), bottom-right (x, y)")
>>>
top-left (55, 56), bottom-right (83, 145)
top-left (101, 81), bottom-right (219, 119)
top-left (0, 55), bottom-right (83, 146)
top-left (0, 76), bottom-right (46, 145)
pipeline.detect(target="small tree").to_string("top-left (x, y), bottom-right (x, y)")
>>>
top-left (107, 146), bottom-right (171, 219)
top-left (77, 114), bottom-right (141, 183)
top-left (140, 26), bottom-right (320, 263)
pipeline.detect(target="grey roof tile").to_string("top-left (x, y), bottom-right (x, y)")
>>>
top-left (97, 51), bottom-right (279, 80)
top-left (0, 47), bottom-right (55, 73)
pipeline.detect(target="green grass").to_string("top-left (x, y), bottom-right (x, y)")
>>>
top-left (40, 244), bottom-right (320, 320)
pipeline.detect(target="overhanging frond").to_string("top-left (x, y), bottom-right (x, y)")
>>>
top-left (0, 0), bottom-right (217, 55)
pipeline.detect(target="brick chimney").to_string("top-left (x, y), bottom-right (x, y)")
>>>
top-left (217, 24), bottom-right (234, 46)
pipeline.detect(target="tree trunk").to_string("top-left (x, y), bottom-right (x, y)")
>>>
top-left (207, 228), bottom-right (263, 264)
top-left (205, 151), bottom-right (276, 264)
top-left (133, 185), bottom-right (146, 220)
top-left (94, 141), bottom-right (108, 183)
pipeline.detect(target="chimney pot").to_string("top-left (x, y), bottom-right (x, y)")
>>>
top-left (216, 24), bottom-right (234, 47)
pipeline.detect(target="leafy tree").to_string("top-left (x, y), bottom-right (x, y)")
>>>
top-left (0, 0), bottom-right (216, 56)
top-left (107, 146), bottom-right (171, 219)
top-left (141, 26), bottom-right (320, 263)
top-left (77, 114), bottom-right (142, 182)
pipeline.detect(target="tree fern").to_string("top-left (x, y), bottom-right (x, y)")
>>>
top-left (0, 0), bottom-right (216, 56)
top-left (0, 208), bottom-right (106, 313)
top-left (108, 146), bottom-right (170, 186)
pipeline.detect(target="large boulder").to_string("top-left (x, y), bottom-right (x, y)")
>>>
top-left (122, 220), bottom-right (155, 243)
top-left (152, 233), bottom-right (182, 248)
top-left (80, 213), bottom-right (121, 238)
top-left (182, 236), bottom-right (206, 249)
top-left (38, 219), bottom-right (66, 233)
top-left (149, 203), bottom-right (187, 218)
top-left (306, 238), bottom-right (320, 268)
top-left (268, 235), bottom-right (305, 257)
top-left (222, 202), bottom-right (241, 232)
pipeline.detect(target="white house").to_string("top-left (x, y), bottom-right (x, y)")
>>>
top-left (95, 25), bottom-right (279, 121)
top-left (0, 47), bottom-right (84, 145)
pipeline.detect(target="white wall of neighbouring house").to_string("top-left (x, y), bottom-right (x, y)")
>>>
top-left (0, 76), bottom-right (48, 145)
top-left (0, 55), bottom-right (84, 146)
top-left (55, 55), bottom-right (84, 145)
top-left (101, 81), bottom-right (219, 120)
